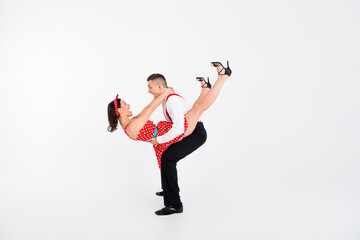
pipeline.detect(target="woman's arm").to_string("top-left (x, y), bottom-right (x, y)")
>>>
top-left (137, 87), bottom-right (174, 118)
top-left (126, 88), bottom-right (174, 137)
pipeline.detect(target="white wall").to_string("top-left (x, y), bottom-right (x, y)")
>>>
top-left (1, 0), bottom-right (359, 239)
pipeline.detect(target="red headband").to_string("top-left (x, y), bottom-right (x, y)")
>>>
top-left (114, 94), bottom-right (119, 117)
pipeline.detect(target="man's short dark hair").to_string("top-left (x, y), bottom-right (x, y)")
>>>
top-left (147, 73), bottom-right (167, 88)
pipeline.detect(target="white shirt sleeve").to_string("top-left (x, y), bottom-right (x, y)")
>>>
top-left (156, 96), bottom-right (185, 144)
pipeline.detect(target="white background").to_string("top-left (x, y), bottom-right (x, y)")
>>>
top-left (1, 0), bottom-right (360, 239)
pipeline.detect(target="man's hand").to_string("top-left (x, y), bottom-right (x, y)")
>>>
top-left (147, 138), bottom-right (159, 146)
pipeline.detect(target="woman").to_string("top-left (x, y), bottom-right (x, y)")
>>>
top-left (107, 61), bottom-right (232, 169)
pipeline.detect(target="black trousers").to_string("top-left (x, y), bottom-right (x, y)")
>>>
top-left (161, 121), bottom-right (207, 207)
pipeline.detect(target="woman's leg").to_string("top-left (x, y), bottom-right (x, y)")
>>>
top-left (195, 75), bottom-right (228, 112)
top-left (184, 66), bottom-right (230, 137)
top-left (192, 80), bottom-right (211, 108)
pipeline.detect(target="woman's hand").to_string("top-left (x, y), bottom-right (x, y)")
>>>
top-left (165, 87), bottom-right (175, 95)
top-left (147, 138), bottom-right (159, 146)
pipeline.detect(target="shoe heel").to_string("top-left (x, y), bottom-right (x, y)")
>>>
top-left (225, 61), bottom-right (232, 76)
top-left (177, 206), bottom-right (183, 213)
top-left (205, 77), bottom-right (212, 89)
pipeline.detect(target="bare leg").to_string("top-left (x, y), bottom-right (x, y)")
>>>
top-left (196, 75), bottom-right (228, 112)
top-left (184, 65), bottom-right (230, 137)
top-left (192, 80), bottom-right (211, 108)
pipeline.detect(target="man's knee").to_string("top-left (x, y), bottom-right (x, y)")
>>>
top-left (196, 128), bottom-right (207, 146)
top-left (200, 131), bottom-right (207, 144)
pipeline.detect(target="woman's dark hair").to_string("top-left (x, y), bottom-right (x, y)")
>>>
top-left (107, 98), bottom-right (121, 132)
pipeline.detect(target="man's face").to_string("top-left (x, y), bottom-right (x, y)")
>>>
top-left (147, 79), bottom-right (163, 98)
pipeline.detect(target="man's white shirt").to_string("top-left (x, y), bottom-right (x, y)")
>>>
top-left (156, 94), bottom-right (192, 144)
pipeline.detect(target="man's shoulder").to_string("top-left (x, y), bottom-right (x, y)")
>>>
top-left (166, 93), bottom-right (184, 101)
top-left (165, 93), bottom-right (186, 108)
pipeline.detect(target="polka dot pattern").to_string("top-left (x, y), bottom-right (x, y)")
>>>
top-left (134, 118), bottom-right (188, 170)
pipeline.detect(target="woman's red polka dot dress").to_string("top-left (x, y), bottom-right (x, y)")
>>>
top-left (127, 119), bottom-right (188, 170)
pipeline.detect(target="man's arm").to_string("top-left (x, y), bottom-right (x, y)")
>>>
top-left (156, 96), bottom-right (185, 144)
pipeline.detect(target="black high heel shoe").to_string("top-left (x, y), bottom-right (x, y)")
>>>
top-left (196, 77), bottom-right (212, 89)
top-left (211, 61), bottom-right (232, 76)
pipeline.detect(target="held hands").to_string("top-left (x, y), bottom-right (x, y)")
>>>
top-left (147, 138), bottom-right (159, 146)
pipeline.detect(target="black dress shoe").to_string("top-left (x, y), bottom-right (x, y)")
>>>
top-left (155, 191), bottom-right (164, 196)
top-left (155, 206), bottom-right (183, 216)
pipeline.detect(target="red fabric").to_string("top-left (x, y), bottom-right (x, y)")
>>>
top-left (165, 93), bottom-right (183, 102)
top-left (114, 94), bottom-right (119, 117)
top-left (165, 110), bottom-right (172, 122)
top-left (126, 119), bottom-right (188, 170)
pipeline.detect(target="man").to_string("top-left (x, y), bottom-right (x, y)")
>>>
top-left (147, 73), bottom-right (207, 216)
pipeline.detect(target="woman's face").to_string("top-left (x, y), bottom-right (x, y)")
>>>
top-left (119, 99), bottom-right (133, 117)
